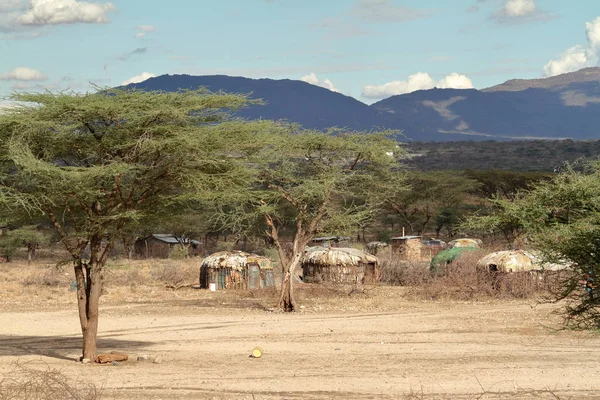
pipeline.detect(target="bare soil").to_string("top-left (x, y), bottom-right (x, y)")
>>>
top-left (1, 259), bottom-right (600, 399)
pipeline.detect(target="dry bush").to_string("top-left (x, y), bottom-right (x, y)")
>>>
top-left (22, 267), bottom-right (68, 287)
top-left (416, 251), bottom-right (552, 301)
top-left (103, 268), bottom-right (149, 288)
top-left (0, 363), bottom-right (101, 400)
top-left (379, 254), bottom-right (430, 286)
top-left (379, 250), bottom-right (554, 301)
top-left (150, 262), bottom-right (197, 290)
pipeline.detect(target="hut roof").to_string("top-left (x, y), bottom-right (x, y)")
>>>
top-left (304, 247), bottom-right (378, 266)
top-left (201, 251), bottom-right (274, 271)
top-left (144, 234), bottom-right (200, 245)
top-left (477, 250), bottom-right (570, 273)
top-left (312, 236), bottom-right (351, 242)
top-left (447, 238), bottom-right (482, 249)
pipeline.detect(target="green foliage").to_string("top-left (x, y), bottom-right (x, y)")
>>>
top-left (168, 245), bottom-right (189, 260)
top-left (405, 139), bottom-right (600, 172)
top-left (0, 226), bottom-right (49, 262)
top-left (464, 161), bottom-right (600, 328)
top-left (0, 89), bottom-right (269, 261)
top-left (385, 171), bottom-right (480, 236)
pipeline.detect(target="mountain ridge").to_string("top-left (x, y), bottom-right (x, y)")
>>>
top-left (126, 68), bottom-right (600, 142)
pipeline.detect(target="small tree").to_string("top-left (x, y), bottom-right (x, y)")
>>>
top-left (0, 89), bottom-right (267, 358)
top-left (0, 226), bottom-right (50, 263)
top-left (386, 171), bottom-right (479, 236)
top-left (220, 129), bottom-right (404, 311)
top-left (463, 162), bottom-right (600, 328)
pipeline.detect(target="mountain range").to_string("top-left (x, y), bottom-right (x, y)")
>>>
top-left (126, 67), bottom-right (600, 142)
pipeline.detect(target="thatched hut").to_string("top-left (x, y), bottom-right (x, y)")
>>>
top-left (447, 238), bottom-right (482, 249)
top-left (302, 247), bottom-right (379, 284)
top-left (477, 250), bottom-right (570, 273)
top-left (199, 251), bottom-right (275, 290)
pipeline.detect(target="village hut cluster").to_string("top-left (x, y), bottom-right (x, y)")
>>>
top-left (194, 232), bottom-right (569, 291)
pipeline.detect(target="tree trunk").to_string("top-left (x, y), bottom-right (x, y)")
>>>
top-left (279, 251), bottom-right (303, 312)
top-left (74, 235), bottom-right (105, 360)
top-left (27, 244), bottom-right (36, 265)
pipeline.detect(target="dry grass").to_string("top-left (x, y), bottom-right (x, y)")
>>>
top-left (22, 266), bottom-right (69, 287)
top-left (0, 362), bottom-right (102, 400)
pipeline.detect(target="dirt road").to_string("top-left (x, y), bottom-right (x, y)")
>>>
top-left (1, 295), bottom-right (599, 399)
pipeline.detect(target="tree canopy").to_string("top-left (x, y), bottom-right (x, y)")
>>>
top-left (0, 88), bottom-right (273, 358)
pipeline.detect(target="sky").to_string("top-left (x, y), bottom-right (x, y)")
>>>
top-left (1, 0), bottom-right (600, 105)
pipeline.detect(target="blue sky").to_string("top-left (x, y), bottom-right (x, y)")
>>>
top-left (1, 0), bottom-right (600, 104)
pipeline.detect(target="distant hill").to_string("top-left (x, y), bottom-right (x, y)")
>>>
top-left (483, 67), bottom-right (600, 92)
top-left (126, 68), bottom-right (600, 142)
top-left (126, 74), bottom-right (388, 132)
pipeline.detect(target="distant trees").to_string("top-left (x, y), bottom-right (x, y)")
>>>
top-left (385, 171), bottom-right (479, 237)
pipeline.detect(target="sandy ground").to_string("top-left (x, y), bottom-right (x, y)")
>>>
top-left (1, 294), bottom-right (600, 399)
top-left (1, 260), bottom-right (600, 399)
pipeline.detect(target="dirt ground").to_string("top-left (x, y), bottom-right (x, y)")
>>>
top-left (1, 259), bottom-right (600, 399)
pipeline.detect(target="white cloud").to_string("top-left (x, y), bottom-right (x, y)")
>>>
top-left (362, 72), bottom-right (474, 99)
top-left (300, 72), bottom-right (339, 92)
top-left (503, 0), bottom-right (536, 17)
top-left (121, 72), bottom-right (156, 85)
top-left (492, 0), bottom-right (553, 24)
top-left (437, 73), bottom-right (474, 89)
top-left (0, 67), bottom-right (47, 81)
top-left (135, 24), bottom-right (155, 38)
top-left (543, 16), bottom-right (600, 76)
top-left (18, 0), bottom-right (116, 25)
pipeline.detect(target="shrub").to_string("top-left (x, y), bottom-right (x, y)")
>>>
top-left (0, 363), bottom-right (101, 400)
top-left (22, 267), bottom-right (66, 287)
top-left (150, 263), bottom-right (196, 290)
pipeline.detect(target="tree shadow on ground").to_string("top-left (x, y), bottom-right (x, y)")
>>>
top-left (0, 335), bottom-right (153, 361)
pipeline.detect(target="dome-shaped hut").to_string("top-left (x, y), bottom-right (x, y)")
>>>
top-left (477, 250), bottom-right (570, 273)
top-left (199, 251), bottom-right (275, 290)
top-left (476, 250), bottom-right (537, 273)
top-left (447, 238), bottom-right (483, 249)
top-left (302, 247), bottom-right (379, 284)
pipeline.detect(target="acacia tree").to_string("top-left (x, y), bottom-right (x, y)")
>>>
top-left (463, 162), bottom-right (600, 328)
top-left (386, 171), bottom-right (479, 236)
top-left (221, 129), bottom-right (403, 311)
top-left (0, 89), bottom-right (268, 359)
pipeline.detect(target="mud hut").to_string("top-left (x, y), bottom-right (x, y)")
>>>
top-left (302, 247), bottom-right (379, 284)
top-left (447, 238), bottom-right (483, 249)
top-left (134, 234), bottom-right (201, 259)
top-left (391, 236), bottom-right (423, 261)
top-left (366, 241), bottom-right (389, 255)
top-left (199, 251), bottom-right (275, 290)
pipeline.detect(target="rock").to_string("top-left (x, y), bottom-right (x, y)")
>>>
top-left (153, 354), bottom-right (163, 364)
top-left (137, 355), bottom-right (149, 361)
top-left (95, 352), bottom-right (128, 364)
